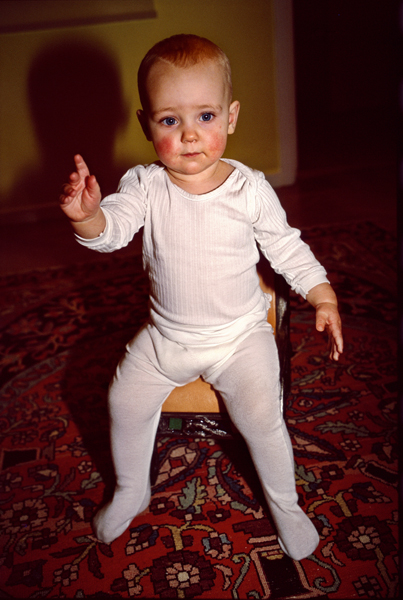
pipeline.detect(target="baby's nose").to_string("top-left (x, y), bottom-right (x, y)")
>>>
top-left (181, 126), bottom-right (197, 143)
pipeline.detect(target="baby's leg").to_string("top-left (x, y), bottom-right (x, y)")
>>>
top-left (206, 327), bottom-right (319, 561)
top-left (92, 328), bottom-right (176, 544)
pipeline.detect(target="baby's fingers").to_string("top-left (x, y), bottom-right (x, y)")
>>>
top-left (86, 175), bottom-right (100, 195)
top-left (326, 321), bottom-right (343, 361)
top-left (59, 182), bottom-right (78, 206)
top-left (329, 331), bottom-right (343, 361)
top-left (315, 314), bottom-right (327, 332)
top-left (73, 154), bottom-right (90, 179)
top-left (82, 175), bottom-right (101, 207)
top-left (60, 168), bottom-right (85, 205)
top-left (329, 343), bottom-right (340, 362)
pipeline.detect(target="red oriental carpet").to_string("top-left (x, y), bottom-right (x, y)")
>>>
top-left (0, 221), bottom-right (398, 598)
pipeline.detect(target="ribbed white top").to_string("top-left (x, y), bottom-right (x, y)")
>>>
top-left (77, 159), bottom-right (328, 341)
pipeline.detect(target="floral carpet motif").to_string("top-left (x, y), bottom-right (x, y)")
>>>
top-left (0, 221), bottom-right (398, 598)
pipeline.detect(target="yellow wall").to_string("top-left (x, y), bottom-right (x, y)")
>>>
top-left (0, 0), bottom-right (279, 215)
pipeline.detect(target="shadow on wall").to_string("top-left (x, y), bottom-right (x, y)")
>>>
top-left (10, 38), bottom-right (133, 215)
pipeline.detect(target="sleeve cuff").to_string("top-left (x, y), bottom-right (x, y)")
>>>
top-left (296, 272), bottom-right (330, 299)
top-left (74, 210), bottom-right (110, 248)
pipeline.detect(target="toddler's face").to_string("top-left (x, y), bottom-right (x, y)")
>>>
top-left (138, 60), bottom-right (239, 183)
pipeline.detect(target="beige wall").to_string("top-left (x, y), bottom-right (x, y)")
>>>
top-left (0, 0), bottom-right (295, 218)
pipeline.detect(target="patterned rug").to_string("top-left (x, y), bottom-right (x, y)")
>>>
top-left (0, 221), bottom-right (398, 599)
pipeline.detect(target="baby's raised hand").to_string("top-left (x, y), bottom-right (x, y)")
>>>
top-left (60, 155), bottom-right (102, 223)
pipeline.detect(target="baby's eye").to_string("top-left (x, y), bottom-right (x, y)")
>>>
top-left (161, 117), bottom-right (177, 126)
top-left (200, 113), bottom-right (214, 122)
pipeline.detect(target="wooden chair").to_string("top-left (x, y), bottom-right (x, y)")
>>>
top-left (150, 257), bottom-right (291, 483)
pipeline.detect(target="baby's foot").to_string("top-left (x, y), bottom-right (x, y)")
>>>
top-left (92, 485), bottom-right (151, 544)
top-left (277, 511), bottom-right (319, 561)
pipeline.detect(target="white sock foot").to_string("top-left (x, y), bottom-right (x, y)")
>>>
top-left (92, 485), bottom-right (151, 544)
top-left (277, 511), bottom-right (319, 561)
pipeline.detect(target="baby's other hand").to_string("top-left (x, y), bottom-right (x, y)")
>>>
top-left (315, 302), bottom-right (343, 361)
top-left (60, 154), bottom-right (102, 223)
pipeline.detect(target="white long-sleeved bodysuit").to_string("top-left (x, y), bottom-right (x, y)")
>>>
top-left (78, 159), bottom-right (328, 558)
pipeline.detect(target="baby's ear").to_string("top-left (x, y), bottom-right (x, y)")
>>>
top-left (228, 101), bottom-right (240, 135)
top-left (137, 109), bottom-right (152, 141)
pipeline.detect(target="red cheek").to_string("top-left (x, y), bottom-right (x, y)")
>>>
top-left (209, 132), bottom-right (227, 155)
top-left (154, 137), bottom-right (173, 158)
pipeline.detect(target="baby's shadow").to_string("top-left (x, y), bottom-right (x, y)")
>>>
top-left (9, 36), bottom-right (135, 213)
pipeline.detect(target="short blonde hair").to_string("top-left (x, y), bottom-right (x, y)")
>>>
top-left (138, 34), bottom-right (232, 109)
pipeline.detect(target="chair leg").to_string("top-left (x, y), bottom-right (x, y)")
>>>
top-left (150, 436), bottom-right (160, 486)
top-left (274, 273), bottom-right (291, 412)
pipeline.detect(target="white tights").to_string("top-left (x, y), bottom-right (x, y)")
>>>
top-left (92, 323), bottom-right (319, 560)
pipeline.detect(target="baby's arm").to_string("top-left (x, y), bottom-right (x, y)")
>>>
top-left (306, 282), bottom-right (343, 361)
top-left (60, 154), bottom-right (106, 239)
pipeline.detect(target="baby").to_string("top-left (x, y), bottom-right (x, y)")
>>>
top-left (60, 34), bottom-right (343, 560)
